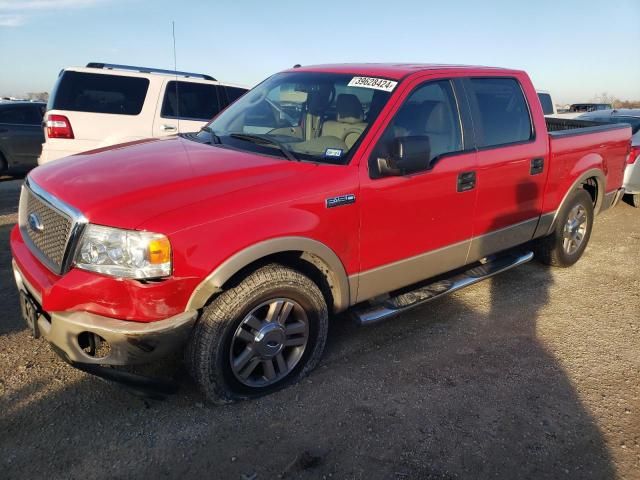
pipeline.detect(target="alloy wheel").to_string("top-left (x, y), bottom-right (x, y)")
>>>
top-left (229, 298), bottom-right (309, 387)
top-left (563, 204), bottom-right (588, 255)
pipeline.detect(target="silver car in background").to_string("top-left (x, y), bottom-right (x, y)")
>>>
top-left (578, 109), bottom-right (640, 208)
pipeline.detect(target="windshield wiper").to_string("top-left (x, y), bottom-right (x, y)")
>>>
top-left (200, 126), bottom-right (222, 145)
top-left (229, 133), bottom-right (299, 161)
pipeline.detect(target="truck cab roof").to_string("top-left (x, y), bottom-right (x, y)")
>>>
top-left (288, 63), bottom-right (524, 80)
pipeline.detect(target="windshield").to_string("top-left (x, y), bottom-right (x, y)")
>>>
top-left (194, 71), bottom-right (396, 163)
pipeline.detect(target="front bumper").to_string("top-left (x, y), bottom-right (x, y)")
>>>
top-left (13, 260), bottom-right (197, 365)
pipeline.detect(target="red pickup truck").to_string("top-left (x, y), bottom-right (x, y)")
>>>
top-left (11, 64), bottom-right (631, 403)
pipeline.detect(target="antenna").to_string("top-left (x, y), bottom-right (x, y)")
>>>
top-left (172, 21), bottom-right (180, 133)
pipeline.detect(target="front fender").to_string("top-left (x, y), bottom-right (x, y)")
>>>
top-left (185, 236), bottom-right (351, 313)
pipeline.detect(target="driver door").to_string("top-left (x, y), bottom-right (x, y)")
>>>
top-left (355, 78), bottom-right (478, 303)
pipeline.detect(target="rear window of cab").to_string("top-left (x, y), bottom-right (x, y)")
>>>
top-left (49, 71), bottom-right (149, 115)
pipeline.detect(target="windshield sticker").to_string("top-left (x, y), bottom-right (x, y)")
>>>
top-left (348, 77), bottom-right (398, 92)
top-left (325, 148), bottom-right (343, 158)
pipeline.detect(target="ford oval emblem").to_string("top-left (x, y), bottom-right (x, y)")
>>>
top-left (28, 213), bottom-right (44, 233)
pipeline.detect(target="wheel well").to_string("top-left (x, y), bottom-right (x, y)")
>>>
top-left (219, 251), bottom-right (337, 312)
top-left (581, 177), bottom-right (598, 206)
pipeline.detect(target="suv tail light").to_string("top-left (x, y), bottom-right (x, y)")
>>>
top-left (628, 145), bottom-right (640, 165)
top-left (46, 114), bottom-right (74, 139)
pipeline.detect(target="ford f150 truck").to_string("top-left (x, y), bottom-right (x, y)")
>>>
top-left (11, 64), bottom-right (631, 403)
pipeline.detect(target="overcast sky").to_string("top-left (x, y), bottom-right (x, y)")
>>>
top-left (1, 0), bottom-right (639, 104)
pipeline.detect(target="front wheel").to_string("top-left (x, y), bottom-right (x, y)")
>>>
top-left (631, 193), bottom-right (640, 208)
top-left (535, 189), bottom-right (594, 267)
top-left (186, 264), bottom-right (328, 404)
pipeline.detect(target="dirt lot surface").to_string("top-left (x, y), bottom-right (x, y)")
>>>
top-left (1, 177), bottom-right (638, 479)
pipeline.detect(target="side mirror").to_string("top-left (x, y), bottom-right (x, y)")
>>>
top-left (377, 136), bottom-right (431, 176)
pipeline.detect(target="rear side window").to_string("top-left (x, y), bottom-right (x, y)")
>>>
top-left (225, 86), bottom-right (247, 104)
top-left (468, 78), bottom-right (533, 147)
top-left (50, 71), bottom-right (149, 115)
top-left (0, 105), bottom-right (43, 125)
top-left (161, 81), bottom-right (223, 121)
top-left (537, 93), bottom-right (554, 115)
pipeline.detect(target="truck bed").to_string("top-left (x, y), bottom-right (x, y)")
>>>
top-left (546, 117), bottom-right (625, 136)
top-left (543, 119), bottom-right (631, 215)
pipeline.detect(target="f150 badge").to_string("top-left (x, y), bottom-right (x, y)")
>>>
top-left (326, 194), bottom-right (356, 208)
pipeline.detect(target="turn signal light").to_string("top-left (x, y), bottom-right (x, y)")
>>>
top-left (148, 237), bottom-right (171, 265)
top-left (46, 114), bottom-right (74, 139)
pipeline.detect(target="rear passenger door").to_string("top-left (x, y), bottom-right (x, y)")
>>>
top-left (154, 80), bottom-right (226, 135)
top-left (462, 76), bottom-right (548, 261)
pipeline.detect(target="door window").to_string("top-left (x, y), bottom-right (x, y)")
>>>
top-left (161, 81), bottom-right (223, 121)
top-left (224, 86), bottom-right (247, 104)
top-left (371, 80), bottom-right (463, 176)
top-left (537, 93), bottom-right (554, 115)
top-left (468, 78), bottom-right (533, 147)
top-left (0, 105), bottom-right (43, 125)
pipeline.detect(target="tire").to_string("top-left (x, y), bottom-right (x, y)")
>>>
top-left (535, 189), bottom-right (594, 267)
top-left (186, 264), bottom-right (329, 404)
top-left (632, 193), bottom-right (640, 209)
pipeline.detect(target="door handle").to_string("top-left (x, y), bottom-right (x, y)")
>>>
top-left (457, 171), bottom-right (476, 192)
top-left (530, 157), bottom-right (544, 175)
top-left (160, 124), bottom-right (177, 132)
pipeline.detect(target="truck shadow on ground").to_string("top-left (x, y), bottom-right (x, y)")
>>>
top-left (0, 264), bottom-right (616, 479)
top-left (0, 182), bottom-right (616, 479)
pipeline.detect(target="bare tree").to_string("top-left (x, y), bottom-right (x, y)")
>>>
top-left (615, 99), bottom-right (640, 108)
top-left (26, 92), bottom-right (49, 102)
top-left (590, 92), bottom-right (618, 106)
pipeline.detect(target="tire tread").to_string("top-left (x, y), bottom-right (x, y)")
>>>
top-left (535, 189), bottom-right (594, 268)
top-left (186, 264), bottom-right (328, 404)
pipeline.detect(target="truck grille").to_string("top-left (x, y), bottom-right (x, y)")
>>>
top-left (19, 180), bottom-right (84, 275)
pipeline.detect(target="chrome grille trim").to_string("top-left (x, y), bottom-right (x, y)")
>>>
top-left (18, 178), bottom-right (87, 275)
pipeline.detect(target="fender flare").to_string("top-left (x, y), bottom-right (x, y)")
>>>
top-left (544, 168), bottom-right (606, 236)
top-left (186, 237), bottom-right (351, 313)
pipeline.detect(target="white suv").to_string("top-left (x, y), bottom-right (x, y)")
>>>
top-left (39, 62), bottom-right (247, 164)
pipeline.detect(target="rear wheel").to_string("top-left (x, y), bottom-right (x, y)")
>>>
top-left (632, 193), bottom-right (640, 208)
top-left (186, 264), bottom-right (328, 404)
top-left (535, 189), bottom-right (594, 267)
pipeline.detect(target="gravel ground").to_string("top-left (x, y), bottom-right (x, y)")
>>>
top-left (0, 177), bottom-right (638, 480)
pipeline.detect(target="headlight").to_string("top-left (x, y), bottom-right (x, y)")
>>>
top-left (75, 225), bottom-right (171, 279)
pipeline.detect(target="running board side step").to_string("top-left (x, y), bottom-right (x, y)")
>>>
top-left (352, 250), bottom-right (534, 325)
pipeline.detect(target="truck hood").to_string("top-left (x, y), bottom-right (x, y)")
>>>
top-left (30, 136), bottom-right (318, 231)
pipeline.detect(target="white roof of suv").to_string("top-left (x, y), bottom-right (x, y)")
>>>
top-left (39, 62), bottom-right (249, 164)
